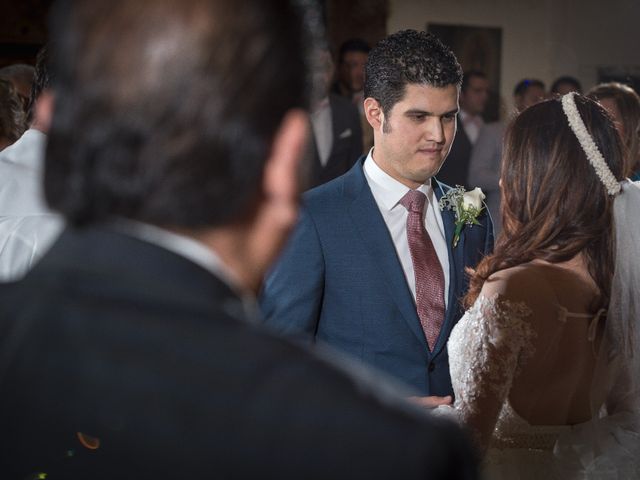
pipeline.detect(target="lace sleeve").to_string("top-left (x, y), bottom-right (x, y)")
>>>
top-left (448, 294), bottom-right (535, 453)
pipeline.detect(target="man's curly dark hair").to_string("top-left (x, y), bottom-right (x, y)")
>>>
top-left (364, 30), bottom-right (462, 115)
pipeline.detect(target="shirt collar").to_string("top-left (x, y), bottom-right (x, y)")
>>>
top-left (364, 148), bottom-right (433, 212)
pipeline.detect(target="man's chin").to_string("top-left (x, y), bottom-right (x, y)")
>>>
top-left (416, 163), bottom-right (446, 183)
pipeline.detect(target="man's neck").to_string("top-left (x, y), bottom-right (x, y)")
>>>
top-left (29, 120), bottom-right (48, 134)
top-left (177, 226), bottom-right (258, 295)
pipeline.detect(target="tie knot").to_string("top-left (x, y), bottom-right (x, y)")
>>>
top-left (400, 190), bottom-right (427, 213)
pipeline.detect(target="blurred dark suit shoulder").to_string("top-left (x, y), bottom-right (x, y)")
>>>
top-left (437, 114), bottom-right (472, 188)
top-left (0, 226), bottom-right (477, 479)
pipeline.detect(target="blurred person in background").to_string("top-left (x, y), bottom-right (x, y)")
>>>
top-left (332, 38), bottom-right (369, 103)
top-left (0, 45), bottom-right (63, 281)
top-left (0, 78), bottom-right (26, 150)
top-left (438, 70), bottom-right (490, 188)
top-left (0, 63), bottom-right (35, 114)
top-left (307, 45), bottom-right (362, 188)
top-left (550, 75), bottom-right (582, 96)
top-left (588, 82), bottom-right (640, 181)
top-left (513, 78), bottom-right (546, 113)
top-left (332, 38), bottom-right (373, 153)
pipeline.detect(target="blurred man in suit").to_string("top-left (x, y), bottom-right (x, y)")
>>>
top-left (436, 71), bottom-right (490, 188)
top-left (307, 46), bottom-right (362, 188)
top-left (333, 38), bottom-right (374, 153)
top-left (0, 1), bottom-right (478, 479)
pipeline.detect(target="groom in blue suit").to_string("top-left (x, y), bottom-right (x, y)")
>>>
top-left (261, 30), bottom-right (493, 398)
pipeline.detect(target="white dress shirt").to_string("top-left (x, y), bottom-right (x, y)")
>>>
top-left (310, 97), bottom-right (333, 167)
top-left (363, 150), bottom-right (450, 307)
top-left (0, 129), bottom-right (64, 281)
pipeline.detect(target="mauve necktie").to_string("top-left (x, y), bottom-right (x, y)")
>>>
top-left (399, 189), bottom-right (445, 351)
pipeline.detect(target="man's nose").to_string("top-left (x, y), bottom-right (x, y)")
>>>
top-left (424, 117), bottom-right (445, 143)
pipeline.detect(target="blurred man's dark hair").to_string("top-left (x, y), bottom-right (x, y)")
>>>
top-left (550, 75), bottom-right (582, 95)
top-left (45, 0), bottom-right (317, 228)
top-left (364, 30), bottom-right (462, 116)
top-left (337, 38), bottom-right (370, 64)
top-left (513, 78), bottom-right (545, 97)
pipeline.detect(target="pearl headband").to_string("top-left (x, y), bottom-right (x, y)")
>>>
top-left (561, 92), bottom-right (621, 196)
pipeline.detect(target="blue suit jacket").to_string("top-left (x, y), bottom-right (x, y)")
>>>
top-left (261, 158), bottom-right (494, 396)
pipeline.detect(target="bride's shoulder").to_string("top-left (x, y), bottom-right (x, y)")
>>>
top-left (480, 262), bottom-right (555, 305)
top-left (476, 263), bottom-right (568, 329)
top-left (470, 264), bottom-right (559, 349)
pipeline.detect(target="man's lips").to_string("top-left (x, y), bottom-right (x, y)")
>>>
top-left (417, 147), bottom-right (443, 154)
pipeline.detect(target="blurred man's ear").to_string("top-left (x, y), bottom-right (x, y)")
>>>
top-left (263, 109), bottom-right (309, 218)
top-left (33, 89), bottom-right (55, 133)
top-left (249, 109), bottom-right (309, 281)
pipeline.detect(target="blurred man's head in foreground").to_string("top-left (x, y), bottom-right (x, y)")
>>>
top-left (45, 0), bottom-right (322, 290)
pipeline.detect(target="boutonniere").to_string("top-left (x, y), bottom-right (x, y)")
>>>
top-left (438, 186), bottom-right (486, 248)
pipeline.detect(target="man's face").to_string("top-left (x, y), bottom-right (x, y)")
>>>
top-left (461, 76), bottom-right (489, 116)
top-left (338, 50), bottom-right (367, 93)
top-left (374, 83), bottom-right (459, 189)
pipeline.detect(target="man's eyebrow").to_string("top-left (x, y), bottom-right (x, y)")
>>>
top-left (404, 108), bottom-right (459, 116)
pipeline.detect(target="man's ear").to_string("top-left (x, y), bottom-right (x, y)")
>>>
top-left (262, 109), bottom-right (309, 225)
top-left (33, 89), bottom-right (55, 133)
top-left (364, 97), bottom-right (384, 133)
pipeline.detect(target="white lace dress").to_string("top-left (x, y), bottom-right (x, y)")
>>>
top-left (444, 294), bottom-right (640, 479)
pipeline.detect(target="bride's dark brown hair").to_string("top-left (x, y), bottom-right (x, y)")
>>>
top-left (465, 95), bottom-right (627, 309)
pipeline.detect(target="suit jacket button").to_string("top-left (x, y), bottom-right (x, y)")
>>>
top-left (428, 362), bottom-right (435, 372)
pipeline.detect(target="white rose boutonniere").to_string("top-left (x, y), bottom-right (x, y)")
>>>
top-left (438, 186), bottom-right (486, 248)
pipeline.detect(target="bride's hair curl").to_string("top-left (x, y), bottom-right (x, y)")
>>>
top-left (465, 95), bottom-right (625, 309)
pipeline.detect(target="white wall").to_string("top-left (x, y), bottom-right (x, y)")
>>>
top-left (388, 0), bottom-right (640, 117)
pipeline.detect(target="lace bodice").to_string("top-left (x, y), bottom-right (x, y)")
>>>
top-left (445, 292), bottom-right (640, 478)
top-left (448, 294), bottom-right (538, 451)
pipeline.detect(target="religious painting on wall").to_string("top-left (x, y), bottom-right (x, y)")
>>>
top-left (427, 23), bottom-right (502, 122)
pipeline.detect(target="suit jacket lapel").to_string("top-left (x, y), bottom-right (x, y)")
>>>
top-left (431, 179), bottom-right (464, 356)
top-left (457, 114), bottom-right (472, 150)
top-left (344, 160), bottom-right (429, 350)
